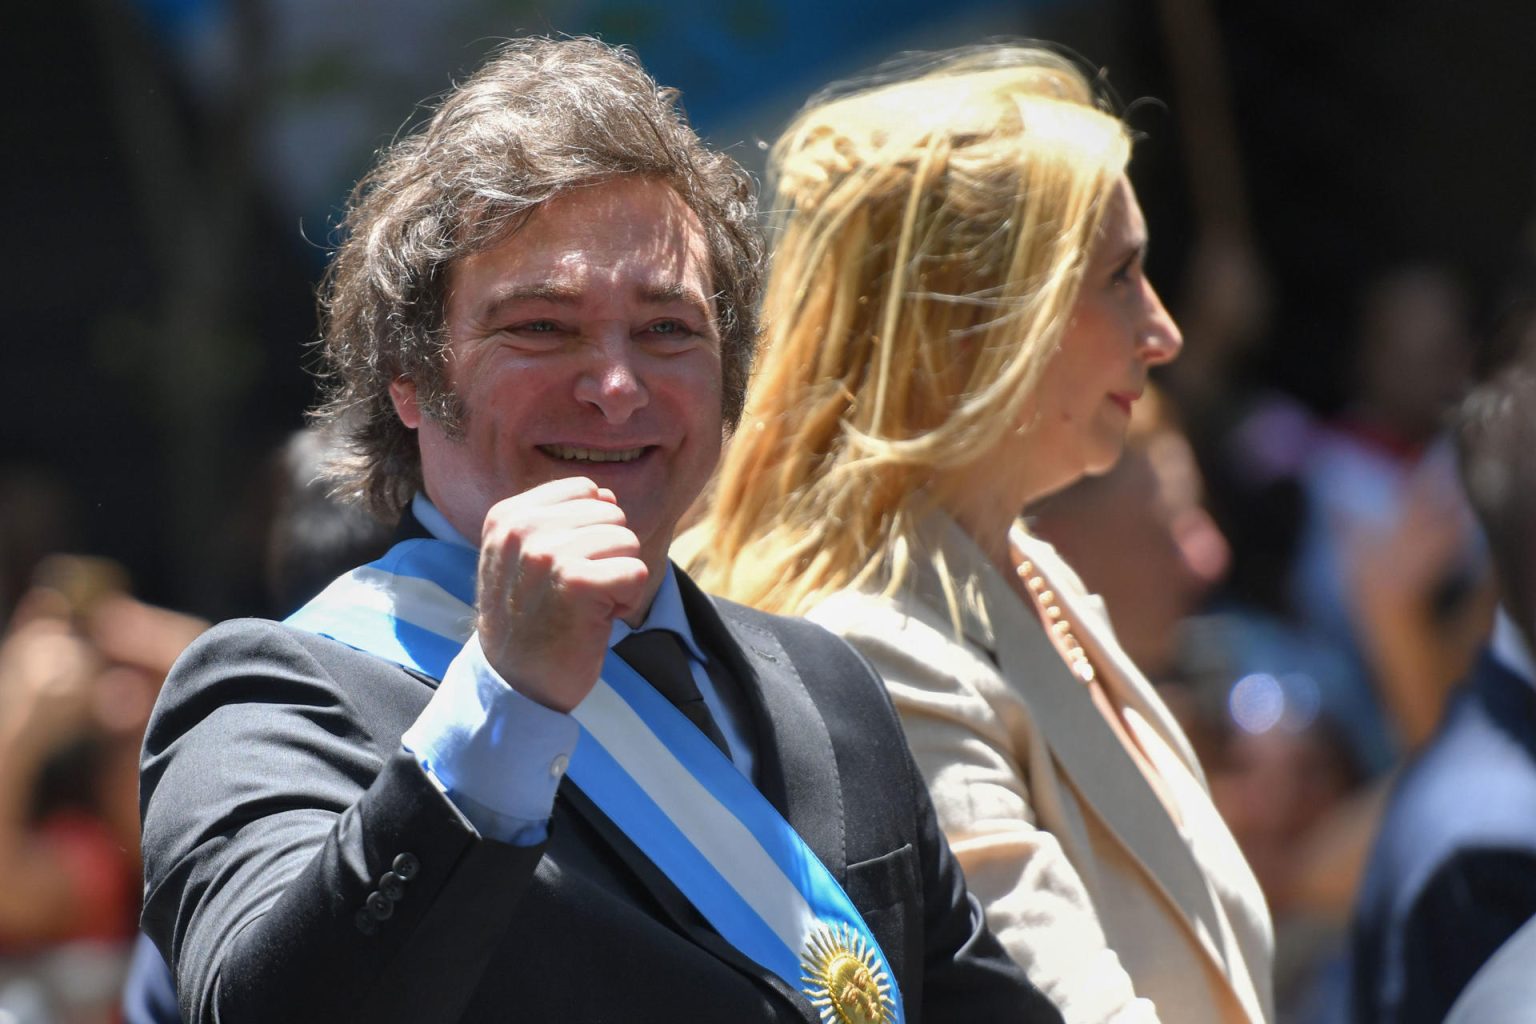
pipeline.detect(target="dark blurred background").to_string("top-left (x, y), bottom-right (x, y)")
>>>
top-left (8, 0), bottom-right (1535, 621)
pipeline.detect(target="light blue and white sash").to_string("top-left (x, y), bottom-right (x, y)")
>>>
top-left (288, 538), bottom-right (905, 1024)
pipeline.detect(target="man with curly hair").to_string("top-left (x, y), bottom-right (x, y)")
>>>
top-left (137, 36), bottom-right (1061, 1023)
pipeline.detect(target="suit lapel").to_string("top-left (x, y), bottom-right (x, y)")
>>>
top-left (542, 567), bottom-right (839, 1021)
top-left (675, 570), bottom-right (850, 886)
top-left (553, 784), bottom-right (818, 1021)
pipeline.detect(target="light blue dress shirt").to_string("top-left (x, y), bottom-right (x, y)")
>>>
top-left (400, 494), bottom-right (753, 845)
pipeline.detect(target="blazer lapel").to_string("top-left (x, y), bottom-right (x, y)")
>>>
top-left (1028, 536), bottom-right (1204, 785)
top-left (920, 517), bottom-right (1229, 962)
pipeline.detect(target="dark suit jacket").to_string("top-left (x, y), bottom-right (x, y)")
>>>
top-left (1444, 911), bottom-right (1536, 1023)
top-left (139, 565), bottom-right (1061, 1023)
top-left (1351, 649), bottom-right (1536, 1024)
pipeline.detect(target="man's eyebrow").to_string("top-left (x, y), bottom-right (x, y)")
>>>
top-left (471, 283), bottom-right (583, 323)
top-left (468, 280), bottom-right (717, 323)
top-left (636, 281), bottom-right (714, 313)
top-left (636, 283), bottom-right (721, 328)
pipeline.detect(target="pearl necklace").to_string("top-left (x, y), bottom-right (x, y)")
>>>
top-left (1016, 547), bottom-right (1188, 826)
top-left (1017, 559), bottom-right (1096, 683)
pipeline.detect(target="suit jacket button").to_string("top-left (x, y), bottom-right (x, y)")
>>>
top-left (366, 891), bottom-right (394, 921)
top-left (379, 871), bottom-right (406, 902)
top-left (355, 908), bottom-right (379, 936)
top-left (392, 853), bottom-right (420, 881)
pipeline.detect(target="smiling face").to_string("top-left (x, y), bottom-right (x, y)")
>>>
top-left (1018, 177), bottom-right (1182, 503)
top-left (388, 176), bottom-right (724, 573)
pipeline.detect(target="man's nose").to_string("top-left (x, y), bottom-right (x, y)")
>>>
top-left (575, 332), bottom-right (648, 423)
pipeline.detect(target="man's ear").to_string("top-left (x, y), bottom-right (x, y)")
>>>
top-left (388, 377), bottom-right (423, 429)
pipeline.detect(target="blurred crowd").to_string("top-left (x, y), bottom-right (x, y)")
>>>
top-left (0, 432), bottom-right (395, 1023)
top-left (0, 557), bottom-right (202, 1022)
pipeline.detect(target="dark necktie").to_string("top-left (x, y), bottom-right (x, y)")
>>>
top-left (614, 630), bottom-right (733, 758)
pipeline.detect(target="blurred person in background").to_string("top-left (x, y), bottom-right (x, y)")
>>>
top-left (1206, 705), bottom-right (1363, 1024)
top-left (1172, 391), bottom-right (1385, 1024)
top-left (1443, 678), bottom-right (1536, 1024)
top-left (261, 427), bottom-right (398, 617)
top-left (1441, 909), bottom-right (1536, 1024)
top-left (1351, 359), bottom-right (1536, 1023)
top-left (0, 469), bottom-right (81, 627)
top-left (1290, 263), bottom-right (1493, 772)
top-left (684, 44), bottom-right (1273, 1024)
top-left (0, 556), bottom-right (204, 1024)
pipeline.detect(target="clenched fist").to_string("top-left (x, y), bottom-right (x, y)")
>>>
top-left (474, 477), bottom-right (651, 712)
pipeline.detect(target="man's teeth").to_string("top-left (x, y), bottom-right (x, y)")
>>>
top-left (541, 445), bottom-right (646, 463)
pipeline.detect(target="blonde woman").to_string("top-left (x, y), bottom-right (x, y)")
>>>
top-left (684, 47), bottom-right (1273, 1024)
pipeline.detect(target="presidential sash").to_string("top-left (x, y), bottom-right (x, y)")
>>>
top-left (287, 538), bottom-right (906, 1024)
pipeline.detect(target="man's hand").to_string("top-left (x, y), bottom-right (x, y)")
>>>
top-left (475, 478), bottom-right (649, 712)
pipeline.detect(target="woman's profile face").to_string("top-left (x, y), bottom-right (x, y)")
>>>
top-left (1020, 177), bottom-right (1182, 499)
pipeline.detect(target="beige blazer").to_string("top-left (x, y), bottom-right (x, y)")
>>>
top-left (806, 515), bottom-right (1273, 1024)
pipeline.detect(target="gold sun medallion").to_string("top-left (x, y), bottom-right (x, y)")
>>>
top-left (800, 923), bottom-right (895, 1024)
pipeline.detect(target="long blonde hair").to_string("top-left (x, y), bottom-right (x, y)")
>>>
top-left (683, 45), bottom-right (1132, 615)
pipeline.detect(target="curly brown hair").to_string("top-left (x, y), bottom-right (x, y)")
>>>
top-left (311, 36), bottom-right (763, 519)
